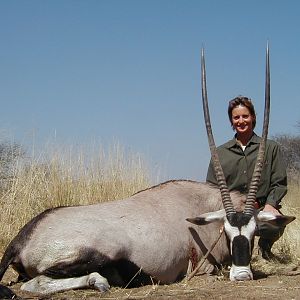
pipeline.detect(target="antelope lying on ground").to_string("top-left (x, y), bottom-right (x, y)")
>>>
top-left (0, 46), bottom-right (295, 298)
top-left (0, 180), bottom-right (294, 296)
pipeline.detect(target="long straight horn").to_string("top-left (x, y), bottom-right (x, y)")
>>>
top-left (201, 48), bottom-right (235, 215)
top-left (244, 43), bottom-right (270, 215)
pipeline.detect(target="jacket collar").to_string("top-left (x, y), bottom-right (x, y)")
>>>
top-left (224, 132), bottom-right (261, 149)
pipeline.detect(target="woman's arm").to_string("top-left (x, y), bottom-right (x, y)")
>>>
top-left (264, 143), bottom-right (288, 209)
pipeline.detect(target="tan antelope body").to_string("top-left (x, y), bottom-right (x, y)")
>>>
top-left (0, 181), bottom-right (245, 294)
top-left (1, 179), bottom-right (293, 295)
top-left (0, 45), bottom-right (295, 297)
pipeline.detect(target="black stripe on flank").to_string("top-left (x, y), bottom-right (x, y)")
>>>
top-left (43, 247), bottom-right (154, 288)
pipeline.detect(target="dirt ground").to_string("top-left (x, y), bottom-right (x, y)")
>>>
top-left (3, 259), bottom-right (300, 300)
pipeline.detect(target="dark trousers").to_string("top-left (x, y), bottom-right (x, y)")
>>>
top-left (257, 221), bottom-right (285, 253)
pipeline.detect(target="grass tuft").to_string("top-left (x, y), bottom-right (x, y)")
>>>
top-left (273, 177), bottom-right (300, 263)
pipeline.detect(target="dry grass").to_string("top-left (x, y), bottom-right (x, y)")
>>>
top-left (272, 176), bottom-right (300, 262)
top-left (0, 142), bottom-right (151, 249)
top-left (250, 176), bottom-right (300, 276)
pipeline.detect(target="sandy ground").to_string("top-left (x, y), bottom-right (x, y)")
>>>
top-left (3, 258), bottom-right (300, 300)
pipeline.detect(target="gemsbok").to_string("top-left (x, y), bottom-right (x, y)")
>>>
top-left (0, 45), bottom-right (295, 298)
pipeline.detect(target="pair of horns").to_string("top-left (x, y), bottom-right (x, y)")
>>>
top-left (202, 45), bottom-right (270, 216)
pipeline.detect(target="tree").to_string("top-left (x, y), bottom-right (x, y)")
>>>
top-left (273, 134), bottom-right (300, 175)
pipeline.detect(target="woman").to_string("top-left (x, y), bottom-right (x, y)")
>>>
top-left (206, 96), bottom-right (287, 260)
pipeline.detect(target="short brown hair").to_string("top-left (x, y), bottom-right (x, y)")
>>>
top-left (228, 96), bottom-right (256, 129)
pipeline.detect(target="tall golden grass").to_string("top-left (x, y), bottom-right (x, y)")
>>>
top-left (273, 177), bottom-right (300, 262)
top-left (0, 142), bottom-right (151, 249)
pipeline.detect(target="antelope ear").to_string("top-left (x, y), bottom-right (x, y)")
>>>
top-left (257, 211), bottom-right (296, 227)
top-left (186, 209), bottom-right (226, 225)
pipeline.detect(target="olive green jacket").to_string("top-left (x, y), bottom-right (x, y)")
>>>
top-left (206, 133), bottom-right (287, 208)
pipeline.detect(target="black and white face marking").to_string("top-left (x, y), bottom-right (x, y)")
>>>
top-left (187, 209), bottom-right (295, 282)
top-left (224, 212), bottom-right (256, 281)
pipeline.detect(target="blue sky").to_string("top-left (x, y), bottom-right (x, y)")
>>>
top-left (1, 0), bottom-right (299, 181)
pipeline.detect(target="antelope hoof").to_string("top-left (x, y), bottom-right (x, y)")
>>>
top-left (88, 273), bottom-right (110, 292)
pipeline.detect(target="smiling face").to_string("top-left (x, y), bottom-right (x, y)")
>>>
top-left (231, 105), bottom-right (255, 137)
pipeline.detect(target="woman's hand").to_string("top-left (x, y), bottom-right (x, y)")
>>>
top-left (263, 204), bottom-right (281, 216)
